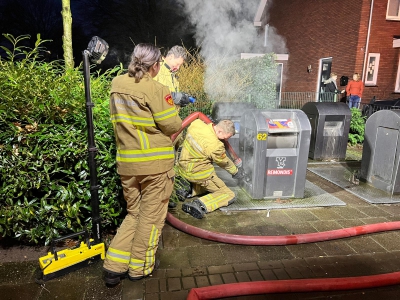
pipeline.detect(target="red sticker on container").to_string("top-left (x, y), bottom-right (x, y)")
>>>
top-left (267, 169), bottom-right (293, 176)
top-left (165, 94), bottom-right (174, 106)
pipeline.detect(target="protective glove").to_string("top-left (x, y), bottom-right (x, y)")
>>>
top-left (171, 92), bottom-right (195, 107)
top-left (232, 167), bottom-right (245, 180)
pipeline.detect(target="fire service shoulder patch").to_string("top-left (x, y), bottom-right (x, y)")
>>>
top-left (165, 94), bottom-right (174, 106)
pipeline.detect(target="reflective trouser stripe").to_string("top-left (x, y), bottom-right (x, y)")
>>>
top-left (128, 225), bottom-right (158, 275)
top-left (201, 193), bottom-right (231, 212)
top-left (144, 225), bottom-right (158, 276)
top-left (190, 173), bottom-right (235, 213)
top-left (106, 247), bottom-right (131, 264)
top-left (129, 258), bottom-right (145, 271)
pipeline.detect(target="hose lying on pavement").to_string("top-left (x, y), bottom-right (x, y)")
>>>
top-left (170, 111), bottom-right (400, 299)
top-left (166, 214), bottom-right (400, 245)
top-left (186, 272), bottom-right (400, 300)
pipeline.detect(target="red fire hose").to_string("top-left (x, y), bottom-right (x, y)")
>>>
top-left (168, 112), bottom-right (400, 299)
top-left (186, 272), bottom-right (400, 300)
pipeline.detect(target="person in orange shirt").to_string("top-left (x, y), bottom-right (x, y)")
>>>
top-left (345, 73), bottom-right (364, 108)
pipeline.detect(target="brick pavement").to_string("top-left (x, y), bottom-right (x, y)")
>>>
top-left (2, 170), bottom-right (400, 299)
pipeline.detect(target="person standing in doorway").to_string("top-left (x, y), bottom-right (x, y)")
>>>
top-left (345, 73), bottom-right (364, 108)
top-left (103, 43), bottom-right (182, 286)
top-left (323, 72), bottom-right (345, 102)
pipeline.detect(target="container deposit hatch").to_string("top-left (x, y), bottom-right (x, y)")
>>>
top-left (239, 109), bottom-right (311, 199)
top-left (301, 102), bottom-right (351, 161)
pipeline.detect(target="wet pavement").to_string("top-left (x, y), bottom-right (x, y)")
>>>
top-left (2, 162), bottom-right (400, 299)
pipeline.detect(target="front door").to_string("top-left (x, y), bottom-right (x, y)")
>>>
top-left (318, 58), bottom-right (332, 100)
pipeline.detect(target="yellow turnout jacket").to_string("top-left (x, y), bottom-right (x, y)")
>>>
top-left (178, 119), bottom-right (238, 181)
top-left (153, 60), bottom-right (180, 93)
top-left (110, 73), bottom-right (182, 176)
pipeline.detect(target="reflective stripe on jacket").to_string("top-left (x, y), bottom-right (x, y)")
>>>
top-left (178, 119), bottom-right (237, 180)
top-left (110, 73), bottom-right (182, 175)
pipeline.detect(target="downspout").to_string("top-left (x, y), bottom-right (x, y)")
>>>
top-left (362, 0), bottom-right (374, 80)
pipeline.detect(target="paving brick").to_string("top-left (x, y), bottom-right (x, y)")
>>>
top-left (272, 268), bottom-right (290, 280)
top-left (208, 274), bottom-right (223, 285)
top-left (287, 243), bottom-right (327, 259)
top-left (284, 267), bottom-right (304, 279)
top-left (159, 278), bottom-right (167, 292)
top-left (165, 269), bottom-right (181, 278)
top-left (234, 271), bottom-right (250, 282)
top-left (232, 262), bottom-right (259, 272)
top-left (194, 275), bottom-right (210, 287)
top-left (307, 264), bottom-right (329, 278)
top-left (260, 269), bottom-right (278, 280)
top-left (319, 263), bottom-right (341, 277)
top-left (280, 258), bottom-right (306, 268)
top-left (160, 290), bottom-right (188, 300)
top-left (208, 265), bottom-right (234, 274)
top-left (145, 278), bottom-right (159, 293)
top-left (181, 277), bottom-right (196, 290)
top-left (247, 270), bottom-right (264, 281)
top-left (221, 273), bottom-right (237, 284)
top-left (296, 266), bottom-right (317, 278)
top-left (144, 293), bottom-right (160, 300)
top-left (257, 260), bottom-right (283, 269)
top-left (182, 267), bottom-right (207, 277)
top-left (317, 240), bottom-right (357, 256)
top-left (167, 277), bottom-right (181, 291)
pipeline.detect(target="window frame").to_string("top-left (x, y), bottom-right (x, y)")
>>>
top-left (395, 56), bottom-right (400, 92)
top-left (387, 0), bottom-right (400, 21)
top-left (364, 53), bottom-right (380, 86)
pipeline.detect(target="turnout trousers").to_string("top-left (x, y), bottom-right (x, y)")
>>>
top-left (189, 171), bottom-right (235, 213)
top-left (103, 169), bottom-right (174, 278)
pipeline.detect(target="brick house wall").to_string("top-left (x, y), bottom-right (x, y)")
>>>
top-left (266, 0), bottom-right (365, 93)
top-left (261, 0), bottom-right (400, 103)
top-left (365, 1), bottom-right (400, 100)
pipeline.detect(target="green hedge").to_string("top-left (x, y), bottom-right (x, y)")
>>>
top-left (0, 34), bottom-right (124, 244)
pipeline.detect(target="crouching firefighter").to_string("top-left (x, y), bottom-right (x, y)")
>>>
top-left (103, 43), bottom-right (182, 285)
top-left (177, 119), bottom-right (245, 219)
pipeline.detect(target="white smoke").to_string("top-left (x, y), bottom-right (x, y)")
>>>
top-left (178, 0), bottom-right (286, 101)
top-left (179, 0), bottom-right (262, 60)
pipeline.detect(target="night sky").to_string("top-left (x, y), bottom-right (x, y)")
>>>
top-left (0, 0), bottom-right (196, 69)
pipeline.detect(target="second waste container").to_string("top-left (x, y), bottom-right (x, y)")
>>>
top-left (301, 102), bottom-right (351, 160)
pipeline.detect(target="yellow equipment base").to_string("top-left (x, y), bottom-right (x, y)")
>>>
top-left (38, 240), bottom-right (105, 281)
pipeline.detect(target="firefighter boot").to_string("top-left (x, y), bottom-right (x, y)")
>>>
top-left (182, 199), bottom-right (206, 219)
top-left (104, 269), bottom-right (127, 286)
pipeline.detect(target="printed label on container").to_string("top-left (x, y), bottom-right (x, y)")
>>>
top-left (267, 169), bottom-right (293, 176)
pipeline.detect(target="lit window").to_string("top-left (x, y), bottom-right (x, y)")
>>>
top-left (364, 53), bottom-right (380, 86)
top-left (387, 0), bottom-right (400, 20)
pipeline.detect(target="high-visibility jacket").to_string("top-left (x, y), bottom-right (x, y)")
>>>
top-left (153, 60), bottom-right (180, 93)
top-left (178, 119), bottom-right (238, 180)
top-left (110, 73), bottom-right (182, 176)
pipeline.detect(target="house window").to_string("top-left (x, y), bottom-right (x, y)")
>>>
top-left (387, 0), bottom-right (400, 20)
top-left (364, 53), bottom-right (380, 86)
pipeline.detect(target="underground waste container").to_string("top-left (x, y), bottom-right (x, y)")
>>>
top-left (211, 102), bottom-right (256, 155)
top-left (239, 109), bottom-right (311, 199)
top-left (301, 102), bottom-right (351, 160)
top-left (360, 110), bottom-right (400, 195)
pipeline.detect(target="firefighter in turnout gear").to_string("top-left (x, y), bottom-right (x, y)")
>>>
top-left (103, 43), bottom-right (182, 285)
top-left (154, 45), bottom-right (191, 209)
top-left (178, 119), bottom-right (245, 219)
